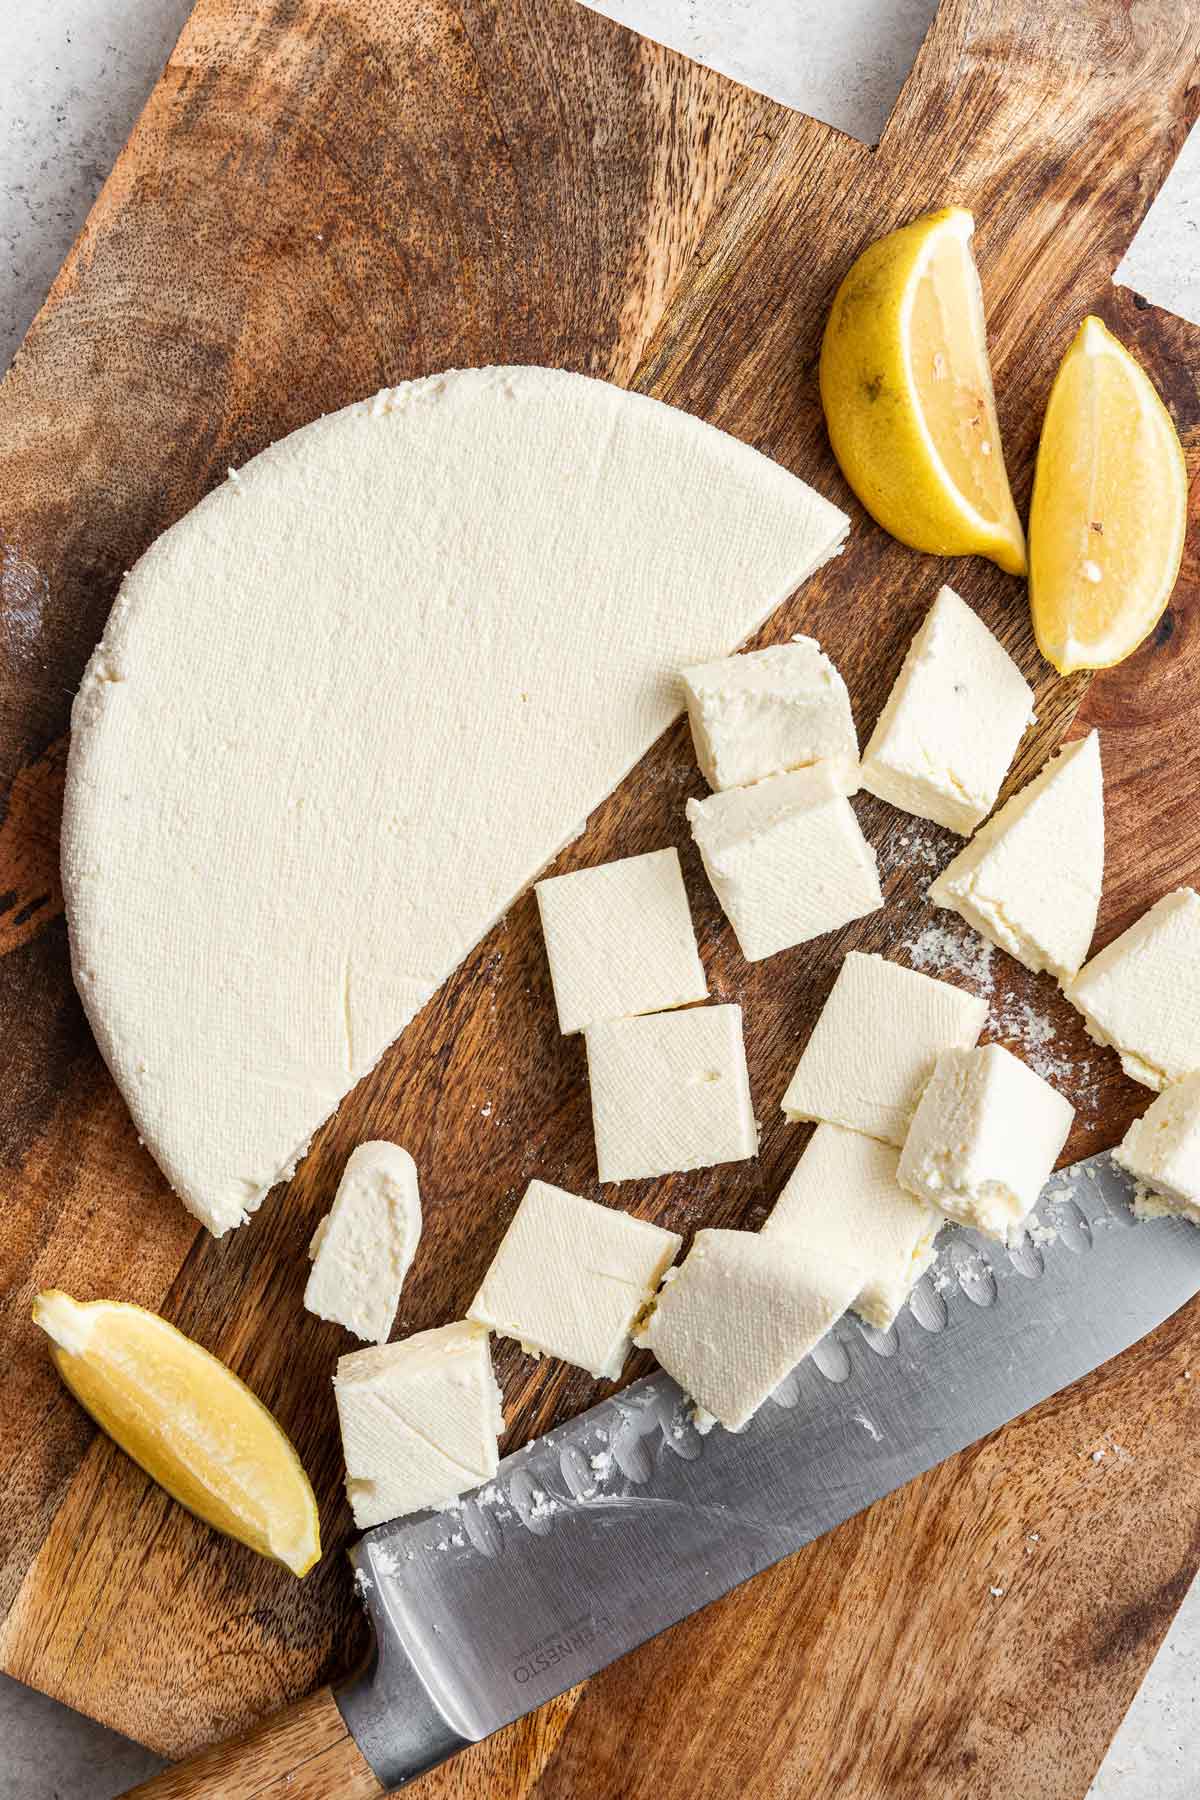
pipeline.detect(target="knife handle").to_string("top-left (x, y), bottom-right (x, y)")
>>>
top-left (120, 1685), bottom-right (384, 1799)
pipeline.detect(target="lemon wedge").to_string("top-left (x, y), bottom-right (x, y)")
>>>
top-left (820, 206), bottom-right (1026, 574)
top-left (1029, 316), bottom-right (1187, 674)
top-left (34, 1290), bottom-right (320, 1576)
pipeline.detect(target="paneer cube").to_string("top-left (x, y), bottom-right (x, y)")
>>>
top-left (468, 1180), bottom-right (680, 1379)
top-left (334, 1322), bottom-right (503, 1528)
top-left (535, 848), bottom-right (707, 1035)
top-left (781, 951), bottom-right (987, 1146)
top-left (687, 765), bottom-right (882, 962)
top-left (585, 1004), bottom-right (757, 1183)
top-left (897, 1044), bottom-right (1074, 1240)
top-left (1115, 1073), bottom-right (1200, 1226)
top-left (681, 636), bottom-right (859, 793)
top-left (635, 1228), bottom-right (863, 1431)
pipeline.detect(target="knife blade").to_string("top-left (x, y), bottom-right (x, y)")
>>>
top-left (335, 1153), bottom-right (1200, 1789)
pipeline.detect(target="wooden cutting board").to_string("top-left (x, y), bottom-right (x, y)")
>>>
top-left (2, 0), bottom-right (1198, 1792)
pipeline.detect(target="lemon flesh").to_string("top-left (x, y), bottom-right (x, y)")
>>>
top-left (820, 206), bottom-right (1026, 575)
top-left (1029, 316), bottom-right (1187, 674)
top-left (34, 1291), bottom-right (320, 1576)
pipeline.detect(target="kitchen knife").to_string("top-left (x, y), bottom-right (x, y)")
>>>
top-left (125, 1153), bottom-right (1200, 1797)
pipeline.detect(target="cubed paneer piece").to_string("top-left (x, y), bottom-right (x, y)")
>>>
top-left (585, 1004), bottom-right (757, 1183)
top-left (687, 765), bottom-right (882, 962)
top-left (305, 1141), bottom-right (422, 1344)
top-left (860, 586), bottom-right (1033, 834)
top-left (468, 1180), bottom-right (681, 1379)
top-left (929, 731), bottom-right (1103, 983)
top-left (681, 636), bottom-right (859, 793)
top-left (334, 1321), bottom-right (503, 1528)
top-left (897, 1044), bottom-right (1074, 1240)
top-left (763, 1122), bottom-right (940, 1329)
top-left (1066, 888), bottom-right (1200, 1091)
top-left (634, 1228), bottom-right (863, 1431)
top-left (1116, 1074), bottom-right (1200, 1226)
top-left (781, 951), bottom-right (987, 1146)
top-left (535, 848), bottom-right (707, 1035)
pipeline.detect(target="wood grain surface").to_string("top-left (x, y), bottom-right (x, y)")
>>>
top-left (124, 1686), bottom-right (382, 1799)
top-left (1, 0), bottom-right (1198, 1793)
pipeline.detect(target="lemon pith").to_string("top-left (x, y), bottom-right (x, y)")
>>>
top-left (33, 1291), bottom-right (320, 1577)
top-left (820, 206), bottom-right (1026, 575)
top-left (1029, 315), bottom-right (1188, 674)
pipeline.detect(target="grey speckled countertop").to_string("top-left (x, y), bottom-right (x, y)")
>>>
top-left (1, 4), bottom-right (1197, 1796)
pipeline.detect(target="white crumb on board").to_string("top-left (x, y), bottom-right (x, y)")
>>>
top-left (569, 0), bottom-right (939, 143)
top-left (875, 814), bottom-right (956, 886)
top-left (897, 835), bottom-right (942, 873)
top-left (907, 920), bottom-right (995, 991)
top-left (1113, 119), bottom-right (1200, 327)
top-left (989, 993), bottom-right (1097, 1103)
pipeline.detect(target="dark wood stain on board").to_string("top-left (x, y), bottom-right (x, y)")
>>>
top-left (1, 0), bottom-right (1199, 1793)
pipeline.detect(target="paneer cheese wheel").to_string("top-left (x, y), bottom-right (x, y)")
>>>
top-left (63, 366), bottom-right (849, 1234)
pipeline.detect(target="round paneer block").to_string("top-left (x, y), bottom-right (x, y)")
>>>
top-left (62, 366), bottom-right (848, 1235)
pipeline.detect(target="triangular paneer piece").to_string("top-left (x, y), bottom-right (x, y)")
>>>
top-left (63, 367), bottom-right (849, 1234)
top-left (929, 731), bottom-right (1104, 983)
top-left (1067, 888), bottom-right (1200, 1090)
